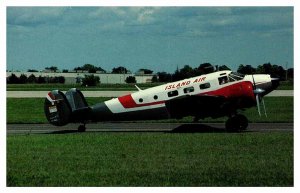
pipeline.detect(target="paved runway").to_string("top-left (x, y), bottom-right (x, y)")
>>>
top-left (6, 90), bottom-right (293, 98)
top-left (7, 122), bottom-right (293, 134)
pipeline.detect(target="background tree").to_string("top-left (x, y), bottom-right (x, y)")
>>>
top-left (27, 74), bottom-right (36, 83)
top-left (271, 64), bottom-right (285, 80)
top-left (19, 74), bottom-right (27, 84)
top-left (74, 64), bottom-right (106, 73)
top-left (37, 76), bottom-right (46, 84)
top-left (256, 63), bottom-right (286, 80)
top-left (81, 75), bottom-right (100, 86)
top-left (172, 67), bottom-right (182, 81)
top-left (27, 69), bottom-right (38, 72)
top-left (151, 75), bottom-right (158, 83)
top-left (112, 66), bottom-right (128, 74)
top-left (58, 76), bottom-right (65, 84)
top-left (256, 63), bottom-right (272, 74)
top-left (138, 69), bottom-right (153, 74)
top-left (180, 65), bottom-right (196, 78)
top-left (218, 65), bottom-right (231, 71)
top-left (172, 65), bottom-right (196, 81)
top-left (157, 72), bottom-right (172, 82)
top-left (74, 66), bottom-right (83, 72)
top-left (237, 64), bottom-right (256, 74)
top-left (125, 76), bottom-right (136, 83)
top-left (195, 63), bottom-right (215, 75)
top-left (84, 64), bottom-right (97, 73)
top-left (45, 66), bottom-right (58, 72)
top-left (7, 74), bottom-right (19, 84)
top-left (287, 68), bottom-right (293, 80)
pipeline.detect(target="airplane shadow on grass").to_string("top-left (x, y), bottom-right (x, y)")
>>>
top-left (169, 124), bottom-right (226, 133)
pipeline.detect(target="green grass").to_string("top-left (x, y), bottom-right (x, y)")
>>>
top-left (6, 97), bottom-right (293, 124)
top-left (277, 81), bottom-right (293, 90)
top-left (7, 132), bottom-right (293, 186)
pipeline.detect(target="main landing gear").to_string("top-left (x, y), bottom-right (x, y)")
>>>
top-left (225, 114), bottom-right (248, 132)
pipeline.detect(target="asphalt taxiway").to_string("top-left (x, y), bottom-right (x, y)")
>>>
top-left (7, 122), bottom-right (293, 134)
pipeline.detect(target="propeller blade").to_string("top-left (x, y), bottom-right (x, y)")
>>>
top-left (252, 74), bottom-right (256, 89)
top-left (262, 98), bottom-right (267, 117)
top-left (256, 94), bottom-right (261, 116)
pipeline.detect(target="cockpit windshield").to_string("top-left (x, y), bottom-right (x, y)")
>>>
top-left (229, 72), bottom-right (245, 82)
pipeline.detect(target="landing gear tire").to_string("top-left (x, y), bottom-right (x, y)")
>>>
top-left (78, 125), bottom-right (86, 132)
top-left (225, 114), bottom-right (248, 132)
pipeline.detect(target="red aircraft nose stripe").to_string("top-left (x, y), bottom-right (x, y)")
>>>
top-left (199, 81), bottom-right (255, 99)
top-left (118, 94), bottom-right (164, 108)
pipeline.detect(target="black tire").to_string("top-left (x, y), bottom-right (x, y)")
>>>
top-left (225, 114), bottom-right (248, 132)
top-left (78, 125), bottom-right (86, 132)
top-left (235, 114), bottom-right (248, 130)
top-left (225, 117), bottom-right (237, 132)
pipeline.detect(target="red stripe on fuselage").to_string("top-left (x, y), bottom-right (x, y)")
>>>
top-left (118, 94), bottom-right (165, 109)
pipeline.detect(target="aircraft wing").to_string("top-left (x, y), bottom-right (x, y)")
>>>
top-left (165, 94), bottom-right (227, 119)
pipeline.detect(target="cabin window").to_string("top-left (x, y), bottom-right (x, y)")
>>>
top-left (200, 83), bottom-right (211, 89)
top-left (229, 72), bottom-right (245, 82)
top-left (183, 86), bottom-right (194, 93)
top-left (167, 90), bottom-right (178, 97)
top-left (139, 98), bottom-right (143, 103)
top-left (153, 95), bottom-right (158, 100)
top-left (218, 76), bottom-right (228, 85)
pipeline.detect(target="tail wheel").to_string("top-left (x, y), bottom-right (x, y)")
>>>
top-left (225, 114), bottom-right (248, 132)
top-left (78, 125), bottom-right (86, 132)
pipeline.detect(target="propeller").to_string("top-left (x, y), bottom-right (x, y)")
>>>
top-left (252, 75), bottom-right (267, 117)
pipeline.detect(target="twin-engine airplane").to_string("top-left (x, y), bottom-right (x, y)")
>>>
top-left (44, 70), bottom-right (279, 132)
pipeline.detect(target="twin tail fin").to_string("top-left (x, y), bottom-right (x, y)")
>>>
top-left (44, 88), bottom-right (90, 126)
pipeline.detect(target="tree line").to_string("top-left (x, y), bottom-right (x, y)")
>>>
top-left (7, 62), bottom-right (293, 85)
top-left (237, 63), bottom-right (293, 80)
top-left (7, 74), bottom-right (65, 84)
top-left (6, 73), bottom-right (137, 85)
top-left (153, 62), bottom-right (293, 83)
top-left (25, 64), bottom-right (154, 75)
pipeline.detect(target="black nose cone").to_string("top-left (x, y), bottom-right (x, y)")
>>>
top-left (271, 78), bottom-right (280, 90)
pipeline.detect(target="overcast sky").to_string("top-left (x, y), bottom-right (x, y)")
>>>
top-left (7, 6), bottom-right (293, 73)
